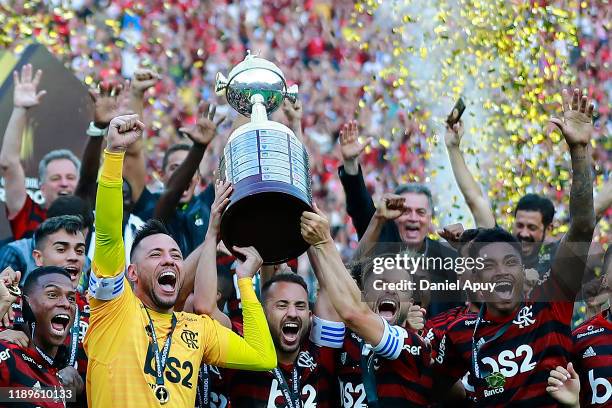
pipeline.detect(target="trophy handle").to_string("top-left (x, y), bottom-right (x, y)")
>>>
top-left (284, 84), bottom-right (299, 104)
top-left (215, 72), bottom-right (228, 96)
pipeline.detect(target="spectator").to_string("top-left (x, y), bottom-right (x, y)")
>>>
top-left (0, 64), bottom-right (80, 240)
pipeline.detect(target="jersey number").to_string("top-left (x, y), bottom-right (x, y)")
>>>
top-left (144, 355), bottom-right (194, 388)
top-left (480, 344), bottom-right (536, 378)
top-left (339, 381), bottom-right (366, 407)
top-left (267, 380), bottom-right (317, 407)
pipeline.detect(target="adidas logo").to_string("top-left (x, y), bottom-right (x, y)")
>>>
top-left (583, 346), bottom-right (596, 358)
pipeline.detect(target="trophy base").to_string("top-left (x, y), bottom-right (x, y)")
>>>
top-left (220, 184), bottom-right (312, 265)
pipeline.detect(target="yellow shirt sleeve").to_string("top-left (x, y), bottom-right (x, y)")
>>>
top-left (93, 150), bottom-right (126, 278)
top-left (201, 278), bottom-right (276, 370)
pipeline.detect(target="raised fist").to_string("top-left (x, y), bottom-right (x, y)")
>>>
top-left (106, 114), bottom-right (145, 153)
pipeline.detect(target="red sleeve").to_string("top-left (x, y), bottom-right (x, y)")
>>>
top-left (0, 341), bottom-right (14, 386)
top-left (8, 195), bottom-right (45, 240)
top-left (432, 328), bottom-right (467, 382)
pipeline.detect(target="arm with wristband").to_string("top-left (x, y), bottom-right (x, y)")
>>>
top-left (300, 204), bottom-right (409, 358)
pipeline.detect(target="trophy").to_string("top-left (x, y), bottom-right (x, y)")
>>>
top-left (215, 52), bottom-right (312, 264)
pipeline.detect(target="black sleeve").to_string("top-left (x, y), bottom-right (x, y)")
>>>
top-left (338, 165), bottom-right (401, 242)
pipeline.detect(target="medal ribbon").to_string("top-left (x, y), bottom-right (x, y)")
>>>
top-left (471, 305), bottom-right (512, 380)
top-left (68, 308), bottom-right (80, 367)
top-left (359, 339), bottom-right (379, 407)
top-left (197, 364), bottom-right (210, 408)
top-left (272, 366), bottom-right (300, 408)
top-left (143, 307), bottom-right (178, 389)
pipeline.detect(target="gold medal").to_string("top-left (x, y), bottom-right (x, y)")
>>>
top-left (154, 384), bottom-right (170, 405)
top-left (7, 285), bottom-right (21, 297)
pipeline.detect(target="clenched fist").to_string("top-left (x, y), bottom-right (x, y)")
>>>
top-left (106, 114), bottom-right (145, 153)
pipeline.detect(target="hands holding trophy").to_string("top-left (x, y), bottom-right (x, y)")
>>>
top-left (215, 51), bottom-right (312, 264)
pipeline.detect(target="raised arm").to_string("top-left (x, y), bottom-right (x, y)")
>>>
top-left (549, 88), bottom-right (596, 297)
top-left (90, 115), bottom-right (144, 303)
top-left (353, 193), bottom-right (408, 260)
top-left (301, 205), bottom-right (386, 346)
top-left (207, 246), bottom-right (276, 370)
top-left (153, 103), bottom-right (224, 223)
top-left (0, 65), bottom-right (46, 218)
top-left (190, 180), bottom-right (232, 328)
top-left (124, 69), bottom-right (158, 203)
top-left (444, 120), bottom-right (496, 228)
top-left (75, 82), bottom-right (131, 204)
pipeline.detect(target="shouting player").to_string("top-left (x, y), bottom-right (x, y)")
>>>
top-left (433, 88), bottom-right (596, 407)
top-left (301, 205), bottom-right (431, 407)
top-left (0, 266), bottom-right (78, 407)
top-left (84, 114), bottom-right (277, 407)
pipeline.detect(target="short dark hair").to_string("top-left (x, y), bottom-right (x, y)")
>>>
top-left (130, 219), bottom-right (173, 260)
top-left (34, 215), bottom-right (85, 250)
top-left (23, 266), bottom-right (72, 296)
top-left (394, 183), bottom-right (434, 216)
top-left (22, 266), bottom-right (72, 324)
top-left (162, 143), bottom-right (190, 172)
top-left (47, 196), bottom-right (93, 230)
top-left (468, 227), bottom-right (521, 260)
top-left (261, 273), bottom-right (308, 302)
top-left (514, 193), bottom-right (555, 227)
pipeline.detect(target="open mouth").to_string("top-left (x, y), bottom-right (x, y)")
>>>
top-left (57, 191), bottom-right (71, 196)
top-left (157, 270), bottom-right (177, 293)
top-left (50, 313), bottom-right (70, 336)
top-left (376, 299), bottom-right (398, 321)
top-left (281, 320), bottom-right (300, 344)
top-left (493, 280), bottom-right (514, 301)
top-left (64, 265), bottom-right (80, 280)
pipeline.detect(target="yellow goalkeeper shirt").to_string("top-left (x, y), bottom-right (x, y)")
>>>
top-left (84, 150), bottom-right (276, 408)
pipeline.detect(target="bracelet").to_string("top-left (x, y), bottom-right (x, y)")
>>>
top-left (86, 121), bottom-right (108, 137)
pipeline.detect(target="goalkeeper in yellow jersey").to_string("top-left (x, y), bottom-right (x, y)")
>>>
top-left (84, 114), bottom-right (277, 407)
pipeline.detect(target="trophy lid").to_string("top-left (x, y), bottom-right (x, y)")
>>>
top-left (216, 51), bottom-right (295, 117)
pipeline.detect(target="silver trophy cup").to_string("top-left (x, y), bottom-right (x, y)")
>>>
top-left (216, 52), bottom-right (312, 264)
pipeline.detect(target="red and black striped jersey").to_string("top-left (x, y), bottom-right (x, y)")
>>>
top-left (226, 338), bottom-right (339, 407)
top-left (336, 326), bottom-right (432, 407)
top-left (425, 305), bottom-right (470, 359)
top-left (0, 341), bottom-right (67, 408)
top-left (572, 309), bottom-right (612, 407)
top-left (434, 277), bottom-right (574, 407)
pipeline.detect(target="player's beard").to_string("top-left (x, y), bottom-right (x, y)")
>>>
top-left (150, 286), bottom-right (178, 310)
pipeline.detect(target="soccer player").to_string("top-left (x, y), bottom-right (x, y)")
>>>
top-left (85, 114), bottom-right (276, 407)
top-left (432, 87), bottom-right (596, 406)
top-left (301, 205), bottom-right (431, 406)
top-left (0, 266), bottom-right (80, 407)
top-left (0, 215), bottom-right (90, 406)
top-left (572, 246), bottom-right (612, 407)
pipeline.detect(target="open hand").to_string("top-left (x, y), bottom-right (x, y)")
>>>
top-left (339, 121), bottom-right (371, 162)
top-left (13, 64), bottom-right (46, 109)
top-left (550, 88), bottom-right (594, 147)
top-left (179, 102), bottom-right (225, 146)
top-left (89, 81), bottom-right (131, 127)
top-left (546, 362), bottom-right (579, 407)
